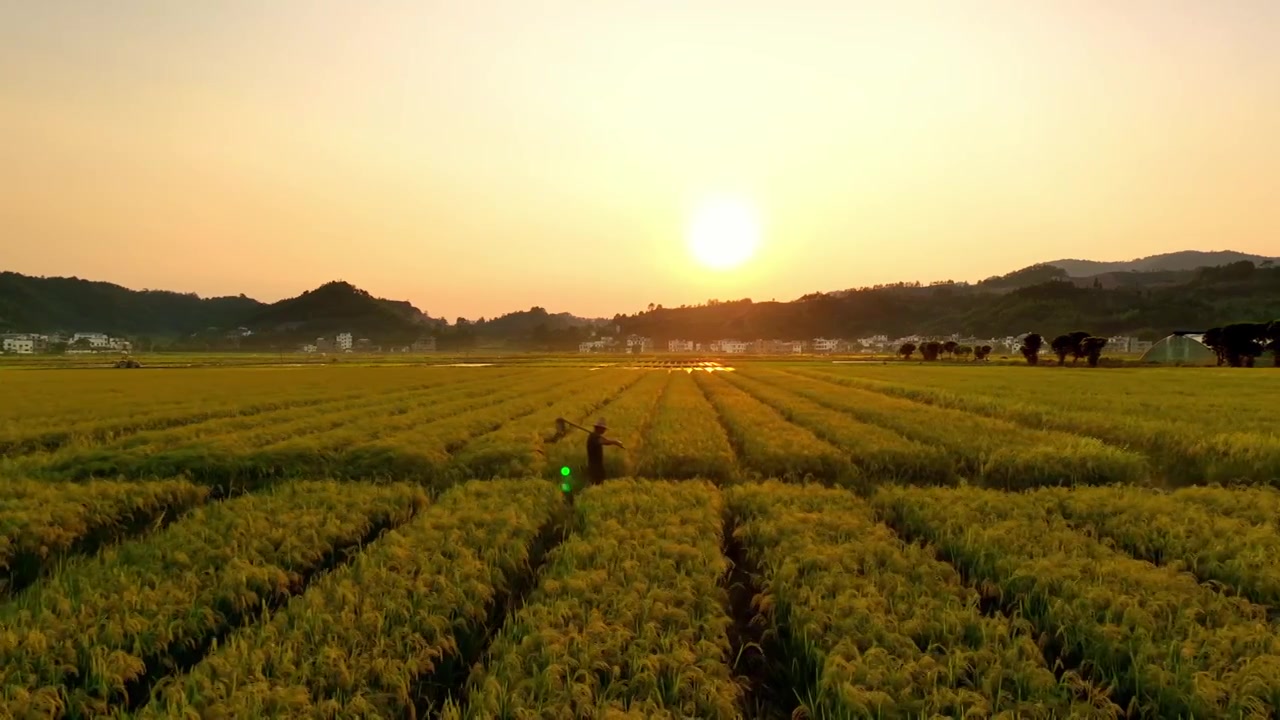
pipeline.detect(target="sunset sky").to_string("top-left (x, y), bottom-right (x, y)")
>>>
top-left (3, 1), bottom-right (1277, 320)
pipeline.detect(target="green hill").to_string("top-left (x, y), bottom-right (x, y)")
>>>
top-left (0, 272), bottom-right (262, 336)
top-left (240, 281), bottom-right (437, 341)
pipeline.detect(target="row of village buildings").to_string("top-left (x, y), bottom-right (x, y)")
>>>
top-left (1, 332), bottom-right (131, 355)
top-left (581, 334), bottom-right (1154, 355)
top-left (300, 333), bottom-right (437, 354)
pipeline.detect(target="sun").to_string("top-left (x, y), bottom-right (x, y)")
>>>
top-left (686, 197), bottom-right (761, 271)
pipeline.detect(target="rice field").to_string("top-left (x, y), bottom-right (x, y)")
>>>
top-left (2, 361), bottom-right (1279, 718)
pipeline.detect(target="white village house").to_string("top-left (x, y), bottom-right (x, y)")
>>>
top-left (2, 338), bottom-right (35, 354)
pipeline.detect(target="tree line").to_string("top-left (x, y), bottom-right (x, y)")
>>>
top-left (1202, 321), bottom-right (1280, 367)
top-left (897, 341), bottom-right (995, 363)
top-left (897, 334), bottom-right (1107, 367)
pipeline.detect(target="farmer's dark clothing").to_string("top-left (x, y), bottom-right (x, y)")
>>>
top-left (586, 432), bottom-right (606, 484)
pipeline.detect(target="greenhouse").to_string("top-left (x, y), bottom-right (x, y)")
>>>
top-left (1140, 333), bottom-right (1218, 365)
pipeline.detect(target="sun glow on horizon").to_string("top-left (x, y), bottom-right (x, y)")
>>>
top-left (686, 197), bottom-right (762, 271)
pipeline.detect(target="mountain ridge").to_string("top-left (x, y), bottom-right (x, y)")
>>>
top-left (1044, 250), bottom-right (1277, 277)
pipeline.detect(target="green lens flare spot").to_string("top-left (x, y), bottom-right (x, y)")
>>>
top-left (560, 482), bottom-right (572, 493)
top-left (560, 466), bottom-right (571, 477)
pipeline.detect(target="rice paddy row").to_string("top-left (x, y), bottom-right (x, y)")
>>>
top-left (7, 478), bottom-right (1280, 717)
top-left (4, 364), bottom-right (1274, 488)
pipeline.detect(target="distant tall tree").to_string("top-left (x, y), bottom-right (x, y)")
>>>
top-left (1050, 331), bottom-right (1093, 365)
top-left (1219, 323), bottom-right (1268, 367)
top-left (899, 342), bottom-right (917, 360)
top-left (974, 345), bottom-right (992, 361)
top-left (1019, 334), bottom-right (1043, 365)
top-left (956, 345), bottom-right (973, 360)
top-left (1050, 334), bottom-right (1073, 365)
top-left (942, 340), bottom-right (958, 358)
top-left (1081, 337), bottom-right (1108, 367)
top-left (1067, 331), bottom-right (1092, 364)
top-left (921, 341), bottom-right (942, 361)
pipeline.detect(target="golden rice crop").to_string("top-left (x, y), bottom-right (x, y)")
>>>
top-left (727, 481), bottom-right (1119, 718)
top-left (0, 479), bottom-right (208, 594)
top-left (26, 369), bottom-right (541, 483)
top-left (722, 369), bottom-right (955, 485)
top-left (820, 364), bottom-right (1277, 431)
top-left (874, 484), bottom-right (1280, 717)
top-left (32, 370), bottom-right (582, 489)
top-left (777, 368), bottom-right (1149, 488)
top-left (692, 371), bottom-right (850, 483)
top-left (137, 479), bottom-right (567, 719)
top-left (633, 371), bottom-right (737, 482)
top-left (446, 479), bottom-right (740, 719)
top-left (1044, 485), bottom-right (1280, 608)
top-left (808, 366), bottom-right (1280, 486)
top-left (1173, 485), bottom-right (1280, 525)
top-left (0, 481), bottom-right (427, 718)
top-left (1, 366), bottom-right (501, 459)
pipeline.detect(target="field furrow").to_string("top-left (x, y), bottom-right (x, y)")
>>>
top-left (775, 368), bottom-right (1148, 488)
top-left (875, 485), bottom-right (1280, 717)
top-left (444, 479), bottom-right (740, 719)
top-left (723, 368), bottom-right (954, 484)
top-left (137, 479), bottom-right (568, 718)
top-left (634, 371), bottom-right (737, 482)
top-left (0, 481), bottom-right (427, 718)
top-left (0, 479), bottom-right (209, 595)
top-left (727, 482), bottom-right (1119, 718)
top-left (693, 371), bottom-right (852, 483)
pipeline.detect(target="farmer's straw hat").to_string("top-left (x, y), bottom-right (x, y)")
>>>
top-left (594, 418), bottom-right (607, 429)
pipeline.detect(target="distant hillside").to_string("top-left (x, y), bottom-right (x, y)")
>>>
top-left (0, 272), bottom-right (262, 336)
top-left (240, 281), bottom-right (440, 344)
top-left (474, 306), bottom-right (607, 338)
top-left (5, 253), bottom-right (1278, 348)
top-left (1045, 250), bottom-right (1277, 277)
top-left (616, 261), bottom-right (1280, 341)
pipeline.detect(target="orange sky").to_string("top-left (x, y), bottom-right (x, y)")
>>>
top-left (2, 1), bottom-right (1277, 319)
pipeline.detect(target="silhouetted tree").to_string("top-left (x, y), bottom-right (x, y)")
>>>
top-left (1219, 323), bottom-right (1268, 367)
top-left (1267, 320), bottom-right (1280, 367)
top-left (974, 345), bottom-right (992, 361)
top-left (1081, 336), bottom-right (1108, 367)
top-left (899, 342), bottom-right (917, 360)
top-left (921, 341), bottom-right (942, 361)
top-left (1050, 334), bottom-right (1073, 365)
top-left (1067, 331), bottom-right (1092, 364)
top-left (956, 345), bottom-right (973, 360)
top-left (1050, 331), bottom-right (1093, 365)
top-left (942, 340), bottom-right (958, 358)
top-left (1019, 334), bottom-right (1043, 365)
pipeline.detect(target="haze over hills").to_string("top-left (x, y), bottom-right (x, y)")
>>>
top-left (1044, 250), bottom-right (1277, 277)
top-left (2, 250), bottom-right (1278, 347)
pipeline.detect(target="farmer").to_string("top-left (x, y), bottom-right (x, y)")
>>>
top-left (585, 418), bottom-right (624, 485)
